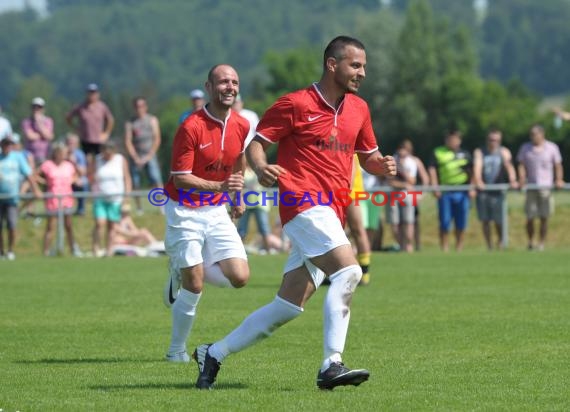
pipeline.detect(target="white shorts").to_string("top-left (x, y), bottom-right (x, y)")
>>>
top-left (165, 201), bottom-right (247, 269)
top-left (283, 205), bottom-right (350, 287)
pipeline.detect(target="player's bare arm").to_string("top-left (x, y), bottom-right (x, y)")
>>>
top-left (230, 153), bottom-right (247, 219)
top-left (473, 148), bottom-right (484, 189)
top-left (246, 136), bottom-right (286, 187)
top-left (173, 171), bottom-right (244, 193)
top-left (358, 151), bottom-right (396, 177)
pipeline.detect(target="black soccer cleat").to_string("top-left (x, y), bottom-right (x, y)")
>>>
top-left (317, 362), bottom-right (370, 390)
top-left (192, 344), bottom-right (221, 390)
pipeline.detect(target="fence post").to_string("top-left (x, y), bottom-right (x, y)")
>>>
top-left (501, 188), bottom-right (509, 248)
top-left (57, 195), bottom-right (64, 255)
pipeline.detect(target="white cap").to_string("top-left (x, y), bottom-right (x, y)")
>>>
top-left (32, 97), bottom-right (45, 107)
top-left (190, 89), bottom-right (205, 99)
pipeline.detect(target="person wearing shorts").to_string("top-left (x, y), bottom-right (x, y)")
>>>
top-left (517, 125), bottom-right (564, 251)
top-left (162, 64), bottom-right (250, 363)
top-left (429, 129), bottom-right (475, 252)
top-left (0, 135), bottom-right (41, 260)
top-left (90, 140), bottom-right (131, 257)
top-left (193, 36), bottom-right (396, 391)
top-left (386, 140), bottom-right (420, 252)
top-left (473, 129), bottom-right (518, 250)
top-left (124, 96), bottom-right (163, 214)
top-left (39, 143), bottom-right (81, 256)
top-left (66, 83), bottom-right (114, 157)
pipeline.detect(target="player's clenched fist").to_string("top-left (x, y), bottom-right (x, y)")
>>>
top-left (255, 164), bottom-right (287, 187)
top-left (380, 155), bottom-right (397, 176)
top-left (221, 171), bottom-right (244, 192)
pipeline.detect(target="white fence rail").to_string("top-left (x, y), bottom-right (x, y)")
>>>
top-left (2, 184), bottom-right (569, 254)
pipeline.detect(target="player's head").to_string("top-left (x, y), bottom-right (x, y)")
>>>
top-left (487, 128), bottom-right (502, 148)
top-left (445, 128), bottom-right (462, 151)
top-left (205, 64), bottom-right (239, 109)
top-left (133, 96), bottom-right (148, 116)
top-left (530, 124), bottom-right (545, 145)
top-left (322, 36), bottom-right (366, 93)
top-left (232, 93), bottom-right (244, 112)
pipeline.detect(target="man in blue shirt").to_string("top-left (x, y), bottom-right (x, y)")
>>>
top-left (0, 135), bottom-right (42, 260)
top-left (178, 89), bottom-right (205, 124)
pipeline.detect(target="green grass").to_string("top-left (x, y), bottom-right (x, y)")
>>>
top-left (1, 252), bottom-right (569, 411)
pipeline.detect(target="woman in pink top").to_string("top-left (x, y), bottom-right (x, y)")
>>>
top-left (39, 143), bottom-right (80, 256)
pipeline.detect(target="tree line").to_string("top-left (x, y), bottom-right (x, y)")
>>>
top-left (1, 0), bottom-right (569, 178)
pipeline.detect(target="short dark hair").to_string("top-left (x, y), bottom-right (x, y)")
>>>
top-left (132, 96), bottom-right (146, 106)
top-left (323, 36), bottom-right (366, 71)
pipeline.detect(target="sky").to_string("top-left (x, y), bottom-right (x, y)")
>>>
top-left (0, 0), bottom-right (47, 15)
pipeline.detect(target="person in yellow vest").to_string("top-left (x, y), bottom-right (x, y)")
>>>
top-left (346, 155), bottom-right (372, 285)
top-left (428, 129), bottom-right (475, 252)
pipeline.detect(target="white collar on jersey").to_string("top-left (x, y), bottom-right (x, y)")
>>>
top-left (203, 104), bottom-right (231, 125)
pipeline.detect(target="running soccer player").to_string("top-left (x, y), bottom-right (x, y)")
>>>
top-left (193, 36), bottom-right (396, 390)
top-left (163, 64), bottom-right (251, 362)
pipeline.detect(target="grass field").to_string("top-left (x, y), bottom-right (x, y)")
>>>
top-left (1, 252), bottom-right (569, 411)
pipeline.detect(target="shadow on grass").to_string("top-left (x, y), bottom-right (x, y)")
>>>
top-left (15, 357), bottom-right (158, 364)
top-left (89, 382), bottom-right (247, 391)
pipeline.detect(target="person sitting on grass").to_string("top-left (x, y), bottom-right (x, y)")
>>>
top-left (110, 203), bottom-right (164, 257)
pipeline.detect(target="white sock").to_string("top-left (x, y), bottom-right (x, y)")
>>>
top-left (204, 263), bottom-right (233, 288)
top-left (208, 296), bottom-right (302, 362)
top-left (168, 288), bottom-right (202, 355)
top-left (321, 265), bottom-right (362, 372)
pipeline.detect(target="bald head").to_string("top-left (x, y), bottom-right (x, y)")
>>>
top-left (205, 64), bottom-right (240, 111)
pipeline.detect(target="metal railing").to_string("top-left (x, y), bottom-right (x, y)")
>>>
top-left (1, 183), bottom-right (569, 254)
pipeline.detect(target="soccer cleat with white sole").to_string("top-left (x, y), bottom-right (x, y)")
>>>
top-left (163, 259), bottom-right (181, 308)
top-left (317, 362), bottom-right (370, 390)
top-left (165, 351), bottom-right (190, 363)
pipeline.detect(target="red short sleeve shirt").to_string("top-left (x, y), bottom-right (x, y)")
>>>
top-left (256, 84), bottom-right (378, 225)
top-left (165, 107), bottom-right (249, 207)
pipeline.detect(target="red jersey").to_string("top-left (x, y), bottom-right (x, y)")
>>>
top-left (165, 107), bottom-right (249, 207)
top-left (256, 83), bottom-right (378, 225)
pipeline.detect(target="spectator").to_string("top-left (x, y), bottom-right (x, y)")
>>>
top-left (361, 168), bottom-right (384, 251)
top-left (178, 89), bottom-right (205, 124)
top-left (237, 164), bottom-right (273, 254)
top-left (89, 140), bottom-right (131, 257)
top-left (110, 203), bottom-right (163, 256)
top-left (21, 97), bottom-right (54, 165)
top-left (38, 143), bottom-right (81, 256)
top-left (429, 129), bottom-right (475, 252)
top-left (66, 83), bottom-right (115, 159)
top-left (386, 139), bottom-right (423, 253)
top-left (124, 96), bottom-right (162, 214)
top-left (516, 125), bottom-right (564, 251)
top-left (473, 129), bottom-right (518, 250)
top-left (232, 94), bottom-right (260, 146)
top-left (346, 156), bottom-right (372, 285)
top-left (0, 135), bottom-right (42, 260)
top-left (65, 133), bottom-right (88, 215)
top-left (0, 105), bottom-right (12, 141)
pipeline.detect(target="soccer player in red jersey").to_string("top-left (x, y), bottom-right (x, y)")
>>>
top-left (162, 64), bottom-right (251, 363)
top-left (193, 36), bottom-right (396, 390)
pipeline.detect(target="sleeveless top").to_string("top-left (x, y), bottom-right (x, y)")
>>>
top-left (94, 153), bottom-right (125, 202)
top-left (130, 114), bottom-right (154, 156)
top-left (481, 146), bottom-right (507, 184)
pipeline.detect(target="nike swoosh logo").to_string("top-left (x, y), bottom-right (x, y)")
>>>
top-left (308, 115), bottom-right (323, 122)
top-left (168, 278), bottom-right (176, 304)
top-left (200, 142), bottom-right (212, 149)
